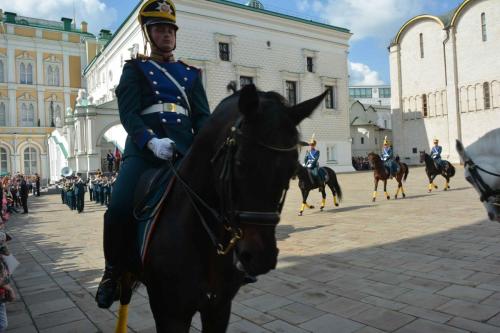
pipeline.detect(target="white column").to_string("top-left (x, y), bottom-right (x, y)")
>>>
top-left (389, 44), bottom-right (404, 157)
top-left (444, 28), bottom-right (461, 164)
top-left (37, 90), bottom-right (45, 127)
top-left (63, 54), bottom-right (70, 88)
top-left (40, 153), bottom-right (49, 186)
top-left (36, 51), bottom-right (44, 85)
top-left (8, 89), bottom-right (16, 127)
top-left (7, 46), bottom-right (15, 84)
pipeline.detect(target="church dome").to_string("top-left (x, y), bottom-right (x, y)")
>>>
top-left (246, 0), bottom-right (264, 10)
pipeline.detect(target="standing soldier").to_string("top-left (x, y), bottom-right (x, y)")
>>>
top-left (106, 150), bottom-right (115, 173)
top-left (74, 175), bottom-right (86, 213)
top-left (19, 175), bottom-right (29, 214)
top-left (95, 0), bottom-right (211, 308)
top-left (88, 176), bottom-right (94, 201)
top-left (34, 173), bottom-right (41, 196)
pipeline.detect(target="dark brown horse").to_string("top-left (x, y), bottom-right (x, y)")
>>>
top-left (367, 153), bottom-right (409, 202)
top-left (419, 151), bottom-right (455, 192)
top-left (115, 84), bottom-right (328, 332)
top-left (296, 165), bottom-right (342, 216)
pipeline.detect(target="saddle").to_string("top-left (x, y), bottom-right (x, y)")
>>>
top-left (307, 167), bottom-right (329, 186)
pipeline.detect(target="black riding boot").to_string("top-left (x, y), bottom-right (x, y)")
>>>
top-left (95, 213), bottom-right (123, 308)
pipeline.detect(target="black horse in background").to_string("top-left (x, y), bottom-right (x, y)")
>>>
top-left (296, 165), bottom-right (342, 216)
top-left (420, 151), bottom-right (455, 192)
top-left (114, 84), bottom-right (329, 333)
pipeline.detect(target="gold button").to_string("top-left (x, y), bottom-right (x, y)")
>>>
top-left (155, 91), bottom-right (160, 95)
top-left (177, 119), bottom-right (181, 123)
top-left (162, 119), bottom-right (167, 123)
top-left (153, 81), bottom-right (158, 85)
top-left (184, 77), bottom-right (188, 81)
top-left (186, 67), bottom-right (190, 70)
top-left (149, 71), bottom-right (154, 75)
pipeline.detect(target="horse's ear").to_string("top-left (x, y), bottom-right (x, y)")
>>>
top-left (288, 89), bottom-right (329, 125)
top-left (238, 84), bottom-right (259, 119)
top-left (456, 139), bottom-right (468, 162)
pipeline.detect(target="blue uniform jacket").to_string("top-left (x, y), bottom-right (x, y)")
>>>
top-left (431, 145), bottom-right (442, 160)
top-left (381, 147), bottom-right (393, 161)
top-left (115, 58), bottom-right (211, 161)
top-left (304, 149), bottom-right (320, 169)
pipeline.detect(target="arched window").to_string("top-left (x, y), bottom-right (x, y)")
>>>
top-left (481, 13), bottom-right (487, 42)
top-left (54, 66), bottom-right (60, 86)
top-left (20, 63), bottom-right (26, 83)
top-left (21, 103), bottom-right (35, 127)
top-left (0, 148), bottom-right (7, 176)
top-left (422, 94), bottom-right (428, 117)
top-left (0, 60), bottom-right (4, 83)
top-left (483, 82), bottom-right (491, 109)
top-left (0, 102), bottom-right (6, 126)
top-left (419, 33), bottom-right (424, 58)
top-left (23, 147), bottom-right (37, 175)
top-left (47, 65), bottom-right (53, 85)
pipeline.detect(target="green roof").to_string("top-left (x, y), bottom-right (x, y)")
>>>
top-left (84, 0), bottom-right (350, 74)
top-left (2, 12), bottom-right (95, 37)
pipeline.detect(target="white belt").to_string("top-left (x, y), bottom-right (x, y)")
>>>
top-left (141, 103), bottom-right (188, 116)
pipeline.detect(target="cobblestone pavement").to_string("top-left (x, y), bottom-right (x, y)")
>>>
top-left (6, 166), bottom-right (500, 333)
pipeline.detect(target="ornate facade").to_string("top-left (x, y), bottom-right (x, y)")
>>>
top-left (0, 10), bottom-right (106, 184)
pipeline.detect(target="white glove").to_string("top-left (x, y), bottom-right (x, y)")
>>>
top-left (147, 137), bottom-right (175, 160)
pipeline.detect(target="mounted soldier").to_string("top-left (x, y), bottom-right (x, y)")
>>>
top-left (431, 138), bottom-right (444, 169)
top-left (381, 136), bottom-right (398, 178)
top-left (95, 0), bottom-right (211, 309)
top-left (303, 135), bottom-right (325, 184)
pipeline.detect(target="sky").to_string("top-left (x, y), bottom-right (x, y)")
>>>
top-left (0, 0), bottom-right (464, 85)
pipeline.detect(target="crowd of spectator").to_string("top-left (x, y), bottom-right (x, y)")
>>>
top-left (352, 156), bottom-right (371, 171)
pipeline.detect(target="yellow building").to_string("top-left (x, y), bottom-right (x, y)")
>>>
top-left (0, 10), bottom-right (108, 184)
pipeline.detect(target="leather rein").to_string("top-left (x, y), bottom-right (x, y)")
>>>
top-left (464, 158), bottom-right (500, 206)
top-left (169, 117), bottom-right (297, 255)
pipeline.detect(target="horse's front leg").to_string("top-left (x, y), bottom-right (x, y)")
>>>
top-left (299, 189), bottom-right (314, 216)
top-left (443, 174), bottom-right (450, 191)
top-left (320, 187), bottom-right (326, 211)
top-left (373, 178), bottom-right (379, 202)
top-left (200, 300), bottom-right (232, 333)
top-left (384, 179), bottom-right (390, 200)
top-left (147, 284), bottom-right (194, 333)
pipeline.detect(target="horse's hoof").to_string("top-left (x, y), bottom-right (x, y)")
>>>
top-left (372, 198), bottom-right (376, 202)
top-left (335, 203), bottom-right (339, 207)
top-left (320, 207), bottom-right (324, 211)
top-left (386, 196), bottom-right (390, 200)
top-left (444, 188), bottom-right (448, 191)
top-left (428, 190), bottom-right (431, 193)
top-left (309, 205), bottom-right (315, 209)
top-left (434, 186), bottom-right (438, 189)
top-left (298, 212), bottom-right (303, 216)
top-left (403, 193), bottom-right (406, 198)
top-left (394, 195), bottom-right (398, 200)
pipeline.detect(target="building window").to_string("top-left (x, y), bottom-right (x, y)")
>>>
top-left (0, 60), bottom-right (4, 83)
top-left (361, 137), bottom-right (365, 144)
top-left (0, 103), bottom-right (5, 126)
top-left (419, 33), bottom-right (424, 58)
top-left (21, 103), bottom-right (35, 127)
top-left (23, 147), bottom-right (37, 175)
top-left (285, 81), bottom-right (297, 105)
top-left (325, 85), bottom-right (335, 109)
top-left (0, 148), bottom-right (7, 176)
top-left (20, 62), bottom-right (33, 84)
top-left (483, 82), bottom-right (491, 109)
top-left (47, 65), bottom-right (60, 86)
top-left (306, 57), bottom-right (314, 73)
top-left (384, 119), bottom-right (388, 128)
top-left (349, 88), bottom-right (372, 99)
top-left (422, 94), bottom-right (428, 117)
top-left (219, 42), bottom-right (230, 61)
top-left (481, 13), bottom-right (487, 42)
top-left (240, 76), bottom-right (253, 88)
top-left (379, 88), bottom-right (391, 98)
top-left (326, 146), bottom-right (337, 163)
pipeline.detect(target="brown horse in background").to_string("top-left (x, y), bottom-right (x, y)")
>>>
top-left (367, 153), bottom-right (409, 202)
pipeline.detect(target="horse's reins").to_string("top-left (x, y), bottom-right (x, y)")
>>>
top-left (464, 158), bottom-right (500, 206)
top-left (169, 117), bottom-right (296, 255)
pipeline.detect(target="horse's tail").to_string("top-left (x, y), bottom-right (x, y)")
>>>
top-left (326, 167), bottom-right (342, 201)
top-left (403, 164), bottom-right (409, 182)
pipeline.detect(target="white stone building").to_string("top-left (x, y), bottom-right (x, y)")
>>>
top-left (389, 0), bottom-right (500, 165)
top-left (349, 100), bottom-right (392, 157)
top-left (349, 85), bottom-right (391, 106)
top-left (67, 0), bottom-right (354, 174)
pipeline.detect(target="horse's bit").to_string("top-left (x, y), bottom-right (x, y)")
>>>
top-left (170, 117), bottom-right (297, 255)
top-left (463, 158), bottom-right (500, 206)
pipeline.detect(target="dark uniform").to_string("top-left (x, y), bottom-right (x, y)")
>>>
top-left (74, 178), bottom-right (86, 213)
top-left (96, 0), bottom-right (211, 309)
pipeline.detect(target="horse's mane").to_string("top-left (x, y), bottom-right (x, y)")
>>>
top-left (466, 128), bottom-right (500, 158)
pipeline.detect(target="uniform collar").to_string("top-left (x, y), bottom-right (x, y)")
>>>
top-left (150, 50), bottom-right (175, 63)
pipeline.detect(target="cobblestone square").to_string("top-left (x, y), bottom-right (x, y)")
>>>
top-left (6, 166), bottom-right (500, 332)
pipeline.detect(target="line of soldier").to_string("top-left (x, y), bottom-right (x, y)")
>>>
top-left (88, 174), bottom-right (116, 207)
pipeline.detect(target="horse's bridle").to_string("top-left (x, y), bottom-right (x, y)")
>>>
top-left (170, 117), bottom-right (297, 255)
top-left (464, 158), bottom-right (500, 206)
